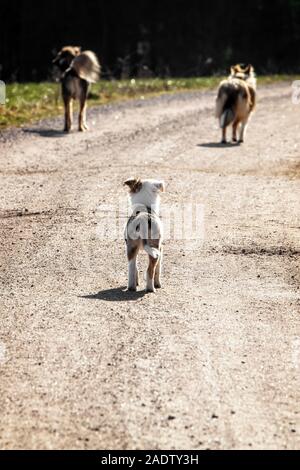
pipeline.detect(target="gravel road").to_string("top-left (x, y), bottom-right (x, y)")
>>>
top-left (0, 83), bottom-right (299, 450)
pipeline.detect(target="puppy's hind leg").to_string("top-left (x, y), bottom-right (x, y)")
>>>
top-left (147, 256), bottom-right (159, 293)
top-left (127, 245), bottom-right (139, 292)
top-left (154, 248), bottom-right (163, 289)
top-left (63, 96), bottom-right (73, 133)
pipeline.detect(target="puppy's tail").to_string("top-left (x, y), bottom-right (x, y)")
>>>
top-left (71, 51), bottom-right (101, 83)
top-left (144, 245), bottom-right (161, 260)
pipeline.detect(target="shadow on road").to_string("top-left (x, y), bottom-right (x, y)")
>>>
top-left (198, 142), bottom-right (241, 148)
top-left (80, 287), bottom-right (147, 302)
top-left (23, 129), bottom-right (66, 138)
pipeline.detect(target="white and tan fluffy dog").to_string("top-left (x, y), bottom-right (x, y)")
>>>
top-left (216, 64), bottom-right (257, 144)
top-left (124, 178), bottom-right (165, 293)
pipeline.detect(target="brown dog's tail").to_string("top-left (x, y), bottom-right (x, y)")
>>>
top-left (71, 51), bottom-right (101, 83)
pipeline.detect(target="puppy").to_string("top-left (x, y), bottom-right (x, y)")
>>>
top-left (53, 46), bottom-right (101, 132)
top-left (124, 178), bottom-right (165, 293)
top-left (216, 64), bottom-right (257, 143)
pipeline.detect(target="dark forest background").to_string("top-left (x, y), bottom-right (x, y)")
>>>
top-left (1, 0), bottom-right (300, 82)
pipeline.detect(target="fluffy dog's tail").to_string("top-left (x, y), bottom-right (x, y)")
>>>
top-left (144, 245), bottom-right (161, 260)
top-left (216, 84), bottom-right (237, 128)
top-left (71, 51), bottom-right (101, 83)
top-left (220, 108), bottom-right (235, 129)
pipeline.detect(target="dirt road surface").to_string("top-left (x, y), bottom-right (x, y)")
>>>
top-left (0, 83), bottom-right (299, 450)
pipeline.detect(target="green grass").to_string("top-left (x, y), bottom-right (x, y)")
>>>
top-left (0, 76), bottom-right (296, 130)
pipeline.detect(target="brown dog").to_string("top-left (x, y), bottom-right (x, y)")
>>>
top-left (216, 64), bottom-right (257, 144)
top-left (53, 46), bottom-right (101, 132)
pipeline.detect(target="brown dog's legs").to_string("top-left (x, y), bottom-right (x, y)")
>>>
top-left (79, 83), bottom-right (89, 132)
top-left (147, 256), bottom-right (159, 293)
top-left (79, 98), bottom-right (88, 132)
top-left (63, 96), bottom-right (73, 132)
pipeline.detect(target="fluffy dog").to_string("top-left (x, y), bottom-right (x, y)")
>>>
top-left (216, 64), bottom-right (257, 143)
top-left (53, 46), bottom-right (101, 132)
top-left (124, 178), bottom-right (165, 293)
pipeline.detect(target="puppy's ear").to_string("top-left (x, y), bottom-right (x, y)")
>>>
top-left (124, 178), bottom-right (138, 188)
top-left (124, 178), bottom-right (142, 193)
top-left (154, 181), bottom-right (166, 193)
top-left (230, 65), bottom-right (237, 75)
top-left (246, 64), bottom-right (253, 74)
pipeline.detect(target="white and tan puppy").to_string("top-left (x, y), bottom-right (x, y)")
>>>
top-left (124, 178), bottom-right (165, 293)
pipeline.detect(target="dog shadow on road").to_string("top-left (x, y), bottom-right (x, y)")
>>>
top-left (23, 128), bottom-right (66, 138)
top-left (198, 142), bottom-right (241, 148)
top-left (80, 287), bottom-right (146, 302)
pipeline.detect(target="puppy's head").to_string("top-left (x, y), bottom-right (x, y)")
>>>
top-left (124, 178), bottom-right (165, 194)
top-left (52, 46), bottom-right (81, 71)
top-left (230, 64), bottom-right (254, 80)
top-left (124, 178), bottom-right (165, 212)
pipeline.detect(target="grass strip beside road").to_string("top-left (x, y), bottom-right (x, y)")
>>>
top-left (0, 76), bottom-right (296, 130)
